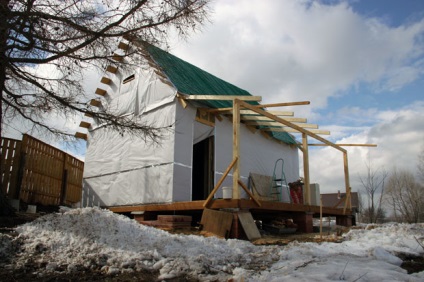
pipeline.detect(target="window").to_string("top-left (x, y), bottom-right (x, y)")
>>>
top-left (196, 109), bottom-right (215, 126)
top-left (123, 74), bottom-right (135, 84)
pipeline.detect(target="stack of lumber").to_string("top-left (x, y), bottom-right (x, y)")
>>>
top-left (137, 215), bottom-right (192, 229)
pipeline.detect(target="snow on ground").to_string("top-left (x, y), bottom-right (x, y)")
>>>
top-left (1, 207), bottom-right (423, 281)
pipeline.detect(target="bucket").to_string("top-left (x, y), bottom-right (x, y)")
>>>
top-left (222, 186), bottom-right (232, 199)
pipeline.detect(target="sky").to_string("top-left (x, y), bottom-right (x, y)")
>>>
top-left (165, 0), bottom-right (424, 194)
top-left (1, 207), bottom-right (423, 280)
top-left (3, 0), bottom-right (424, 198)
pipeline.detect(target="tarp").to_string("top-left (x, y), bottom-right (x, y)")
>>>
top-left (83, 44), bottom-right (300, 207)
top-left (83, 67), bottom-right (177, 207)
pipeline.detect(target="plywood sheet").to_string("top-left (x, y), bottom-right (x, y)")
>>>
top-left (249, 173), bottom-right (276, 201)
top-left (200, 209), bottom-right (233, 239)
top-left (238, 211), bottom-right (261, 241)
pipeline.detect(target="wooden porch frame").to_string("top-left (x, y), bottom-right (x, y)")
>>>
top-left (237, 99), bottom-right (351, 211)
top-left (199, 98), bottom-right (356, 214)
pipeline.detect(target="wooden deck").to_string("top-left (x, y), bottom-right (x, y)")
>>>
top-left (108, 199), bottom-right (354, 238)
top-left (108, 199), bottom-right (351, 217)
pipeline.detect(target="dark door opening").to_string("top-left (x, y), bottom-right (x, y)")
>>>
top-left (192, 136), bottom-right (214, 201)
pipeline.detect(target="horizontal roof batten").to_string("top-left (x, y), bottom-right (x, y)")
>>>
top-left (308, 143), bottom-right (377, 147)
top-left (241, 116), bottom-right (307, 123)
top-left (215, 109), bottom-right (294, 116)
top-left (263, 128), bottom-right (330, 135)
top-left (245, 110), bottom-right (294, 116)
top-left (259, 101), bottom-right (310, 108)
top-left (245, 121), bottom-right (317, 128)
top-left (204, 101), bottom-right (310, 113)
top-left (177, 94), bottom-right (262, 101)
top-left (241, 98), bottom-right (346, 152)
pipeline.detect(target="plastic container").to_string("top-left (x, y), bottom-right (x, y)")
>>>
top-left (222, 186), bottom-right (232, 199)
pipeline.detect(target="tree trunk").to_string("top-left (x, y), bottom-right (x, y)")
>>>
top-left (0, 0), bottom-right (10, 137)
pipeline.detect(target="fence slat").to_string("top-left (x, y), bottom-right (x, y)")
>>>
top-left (1, 138), bottom-right (23, 197)
top-left (1, 134), bottom-right (84, 206)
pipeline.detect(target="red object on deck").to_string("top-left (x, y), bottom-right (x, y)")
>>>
top-left (289, 181), bottom-right (304, 204)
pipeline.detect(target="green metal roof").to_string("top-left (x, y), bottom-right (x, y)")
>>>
top-left (145, 43), bottom-right (296, 145)
top-left (146, 43), bottom-right (252, 109)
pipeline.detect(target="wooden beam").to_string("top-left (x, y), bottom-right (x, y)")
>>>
top-left (100, 77), bottom-right (111, 85)
top-left (308, 143), bottom-right (377, 147)
top-left (95, 88), bottom-right (107, 96)
top-left (245, 121), bottom-right (317, 128)
top-left (332, 193), bottom-right (348, 208)
top-left (79, 121), bottom-right (91, 128)
top-left (237, 100), bottom-right (346, 153)
top-left (343, 186), bottom-right (352, 214)
top-left (84, 112), bottom-right (93, 118)
top-left (343, 151), bottom-right (351, 209)
top-left (177, 96), bottom-right (187, 108)
top-left (108, 199), bottom-right (354, 215)
top-left (106, 65), bottom-right (118, 73)
top-left (177, 94), bottom-right (262, 101)
top-left (233, 100), bottom-right (241, 199)
top-left (118, 41), bottom-right (129, 50)
top-left (256, 101), bottom-right (310, 108)
top-left (213, 109), bottom-right (294, 116)
top-left (75, 132), bottom-right (87, 140)
top-left (90, 99), bottom-right (102, 107)
top-left (263, 128), bottom-right (330, 135)
top-left (203, 157), bottom-right (238, 207)
top-left (241, 110), bottom-right (294, 116)
top-left (242, 116), bottom-right (307, 123)
top-left (238, 180), bottom-right (261, 207)
top-left (302, 133), bottom-right (311, 205)
top-left (112, 53), bottom-right (123, 61)
top-left (203, 102), bottom-right (309, 113)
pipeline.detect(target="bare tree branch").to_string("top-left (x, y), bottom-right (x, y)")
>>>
top-left (1, 0), bottom-right (210, 141)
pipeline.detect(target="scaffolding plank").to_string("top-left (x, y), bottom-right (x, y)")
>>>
top-left (238, 211), bottom-right (261, 241)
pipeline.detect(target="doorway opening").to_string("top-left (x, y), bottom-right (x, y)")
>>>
top-left (192, 136), bottom-right (214, 201)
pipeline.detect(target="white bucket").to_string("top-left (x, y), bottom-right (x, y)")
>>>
top-left (222, 186), bottom-right (232, 199)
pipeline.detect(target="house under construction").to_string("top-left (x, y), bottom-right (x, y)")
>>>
top-left (77, 40), bottom-right (372, 240)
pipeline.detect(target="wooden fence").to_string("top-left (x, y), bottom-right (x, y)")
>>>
top-left (1, 134), bottom-right (84, 206)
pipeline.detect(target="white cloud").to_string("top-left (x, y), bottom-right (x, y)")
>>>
top-left (172, 0), bottom-right (424, 110)
top-left (308, 102), bottom-right (424, 193)
top-left (169, 0), bottom-right (424, 195)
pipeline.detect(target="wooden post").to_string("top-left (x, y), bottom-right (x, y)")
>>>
top-left (302, 133), bottom-right (311, 205)
top-left (343, 151), bottom-right (350, 212)
top-left (233, 99), bottom-right (241, 199)
top-left (343, 186), bottom-right (352, 214)
top-left (320, 195), bottom-right (323, 240)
